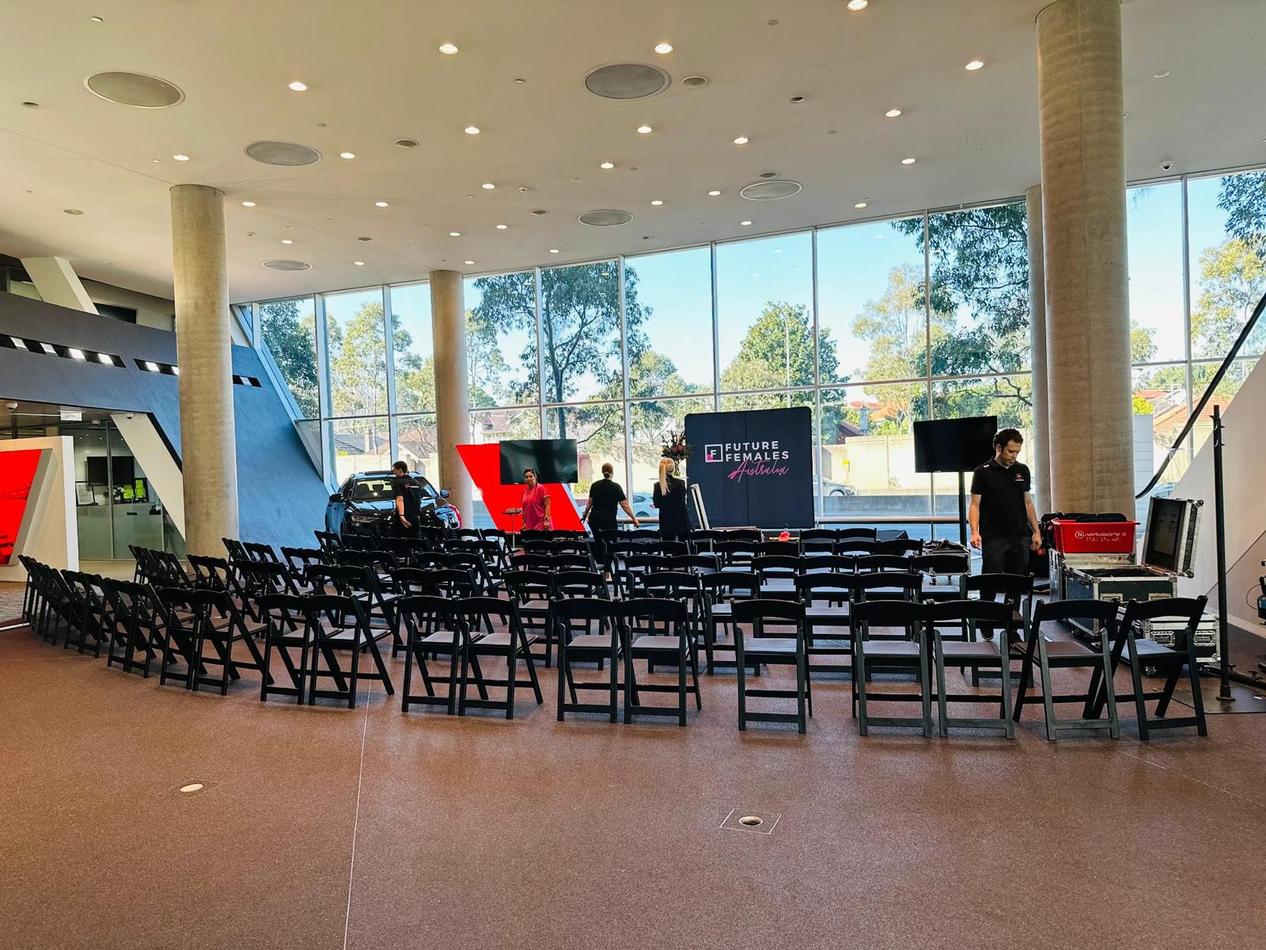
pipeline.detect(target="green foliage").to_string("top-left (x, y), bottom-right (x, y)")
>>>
top-left (1132, 394), bottom-right (1156, 415)
top-left (1130, 323), bottom-right (1158, 364)
top-left (1190, 237), bottom-right (1266, 358)
top-left (719, 301), bottom-right (836, 391)
top-left (259, 299), bottom-right (319, 417)
top-left (1216, 170), bottom-right (1266, 255)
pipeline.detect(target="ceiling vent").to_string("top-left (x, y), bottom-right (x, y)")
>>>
top-left (245, 141), bottom-right (322, 166)
top-left (584, 64), bottom-right (671, 100)
top-left (740, 179), bottom-right (803, 200)
top-left (85, 72), bottom-right (184, 108)
top-left (681, 75), bottom-right (709, 88)
top-left (394, 138), bottom-right (419, 148)
top-left (261, 259), bottom-right (312, 271)
top-left (578, 209), bottom-right (633, 227)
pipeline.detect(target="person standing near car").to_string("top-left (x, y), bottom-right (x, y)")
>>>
top-left (582, 462), bottom-right (640, 562)
top-left (652, 457), bottom-right (690, 543)
top-left (968, 428), bottom-right (1042, 574)
top-left (391, 460), bottom-right (422, 538)
top-left (509, 467), bottom-right (551, 532)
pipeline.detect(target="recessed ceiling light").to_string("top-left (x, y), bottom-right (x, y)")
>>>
top-left (357, 236), bottom-right (372, 242)
top-left (733, 135), bottom-right (749, 145)
top-left (708, 189), bottom-right (722, 197)
top-left (481, 182), bottom-right (495, 189)
top-left (394, 138), bottom-right (418, 148)
top-left (449, 231), bottom-right (461, 237)
top-left (514, 77), bottom-right (526, 85)
top-left (438, 42), bottom-right (459, 55)
top-left (600, 161), bottom-right (615, 169)
top-left (288, 80), bottom-right (308, 92)
top-left (353, 260), bottom-right (365, 266)
top-left (280, 238), bottom-right (294, 245)
top-left (464, 259), bottom-right (475, 265)
top-left (549, 248), bottom-right (560, 254)
top-left (21, 100), bottom-right (39, 108)
top-left (90, 15), bottom-right (103, 22)
top-left (63, 208), bottom-right (84, 215)
top-left (464, 125), bottom-right (480, 135)
top-left (375, 200), bottom-right (389, 207)
top-left (172, 153), bottom-right (190, 161)
top-left (901, 157), bottom-right (917, 165)
top-left (854, 201), bottom-right (868, 209)
top-left (68, 348), bottom-right (86, 361)
top-left (740, 220), bottom-right (752, 226)
top-left (847, 0), bottom-right (869, 10)
top-left (496, 224), bottom-right (508, 230)
top-left (650, 199), bottom-right (663, 206)
top-left (241, 200), bottom-right (256, 207)
top-left (885, 108), bottom-right (903, 118)
top-left (965, 59), bottom-right (985, 71)
top-left (654, 42), bottom-right (674, 54)
top-left (1153, 70), bottom-right (1170, 79)
top-left (637, 124), bottom-right (653, 134)
top-left (339, 151), bottom-right (356, 160)
top-left (96, 352), bottom-right (112, 365)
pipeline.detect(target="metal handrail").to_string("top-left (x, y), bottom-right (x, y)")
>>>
top-left (1136, 287), bottom-right (1266, 498)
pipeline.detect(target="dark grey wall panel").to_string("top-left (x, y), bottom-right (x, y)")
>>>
top-left (1, 291), bottom-right (328, 550)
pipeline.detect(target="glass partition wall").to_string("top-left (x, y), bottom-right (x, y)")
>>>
top-left (247, 164), bottom-right (1266, 529)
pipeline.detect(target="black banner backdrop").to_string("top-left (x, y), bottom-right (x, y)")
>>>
top-left (684, 407), bottom-right (814, 529)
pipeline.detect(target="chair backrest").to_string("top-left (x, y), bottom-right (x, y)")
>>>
top-left (640, 571), bottom-right (703, 600)
top-left (553, 570), bottom-right (609, 598)
top-left (802, 554), bottom-right (859, 574)
top-left (313, 530), bottom-right (342, 554)
top-left (623, 596), bottom-right (688, 636)
top-left (257, 592), bottom-right (310, 625)
top-left (222, 538), bottom-right (251, 562)
top-left (454, 595), bottom-right (520, 630)
top-left (1119, 596), bottom-right (1208, 649)
top-left (245, 541), bottom-right (281, 564)
top-left (550, 596), bottom-right (623, 623)
top-left (397, 593), bottom-right (458, 629)
top-left (666, 554), bottom-right (720, 574)
top-left (1028, 598), bottom-right (1120, 650)
top-left (699, 571), bottom-right (759, 600)
top-left (281, 547), bottom-right (326, 573)
top-left (715, 539), bottom-right (758, 566)
top-left (849, 571), bottom-right (922, 601)
top-left (855, 554), bottom-right (913, 574)
top-left (849, 599), bottom-right (928, 641)
top-left (912, 552), bottom-right (970, 578)
top-left (303, 593), bottom-right (368, 628)
top-left (794, 572), bottom-right (854, 602)
top-left (306, 563), bottom-right (370, 596)
top-left (836, 540), bottom-right (879, 555)
top-left (159, 585), bottom-right (228, 616)
top-left (503, 569), bottom-right (553, 601)
top-left (731, 598), bottom-right (805, 637)
top-left (758, 540), bottom-right (800, 557)
top-left (834, 527), bottom-right (879, 542)
top-left (926, 599), bottom-right (1014, 633)
top-left (752, 554), bottom-right (803, 578)
top-left (188, 555), bottom-right (232, 591)
top-left (236, 559), bottom-right (300, 598)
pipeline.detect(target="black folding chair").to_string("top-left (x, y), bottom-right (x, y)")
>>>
top-left (849, 599), bottom-right (933, 737)
top-left (102, 579), bottom-right (165, 677)
top-left (795, 572), bottom-right (853, 675)
top-left (622, 598), bottom-right (701, 726)
top-left (1013, 599), bottom-right (1121, 740)
top-left (699, 570), bottom-right (759, 675)
top-left (258, 593), bottom-right (314, 705)
top-left (304, 594), bottom-right (393, 707)
top-left (1090, 596), bottom-right (1209, 741)
top-left (398, 594), bottom-right (465, 715)
top-left (554, 597), bottom-right (624, 723)
top-left (453, 597), bottom-right (543, 719)
top-left (731, 599), bottom-right (811, 734)
top-left (927, 600), bottom-right (1016, 738)
top-left (157, 587), bottom-right (268, 695)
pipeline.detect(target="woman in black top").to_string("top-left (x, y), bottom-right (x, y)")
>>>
top-left (652, 457), bottom-right (689, 542)
top-left (582, 463), bottom-right (640, 562)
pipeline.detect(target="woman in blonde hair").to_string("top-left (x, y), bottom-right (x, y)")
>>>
top-left (652, 457), bottom-right (689, 542)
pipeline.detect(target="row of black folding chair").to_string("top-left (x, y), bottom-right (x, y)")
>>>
top-left (156, 587), bottom-right (269, 695)
top-left (131, 545), bottom-right (193, 590)
top-left (256, 593), bottom-right (393, 707)
top-left (17, 557), bottom-right (75, 643)
top-left (398, 595), bottom-right (542, 718)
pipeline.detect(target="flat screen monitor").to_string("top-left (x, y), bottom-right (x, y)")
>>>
top-left (85, 455), bottom-right (136, 487)
top-left (912, 416), bottom-right (998, 473)
top-left (1142, 497), bottom-right (1185, 572)
top-left (498, 439), bottom-right (579, 485)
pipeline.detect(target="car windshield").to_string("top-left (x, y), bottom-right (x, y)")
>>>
top-left (348, 473), bottom-right (440, 501)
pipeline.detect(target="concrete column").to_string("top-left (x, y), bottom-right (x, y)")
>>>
top-left (429, 270), bottom-right (473, 522)
top-left (1037, 0), bottom-right (1134, 516)
top-left (170, 184), bottom-right (238, 554)
top-left (1025, 184), bottom-right (1052, 516)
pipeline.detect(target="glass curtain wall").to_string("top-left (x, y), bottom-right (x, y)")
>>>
top-left (242, 163), bottom-right (1266, 529)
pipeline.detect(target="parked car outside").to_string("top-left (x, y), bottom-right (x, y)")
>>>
top-left (325, 470), bottom-right (460, 535)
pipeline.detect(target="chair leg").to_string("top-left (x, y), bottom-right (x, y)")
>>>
top-left (735, 634), bottom-right (747, 732)
top-left (855, 648), bottom-right (869, 736)
top-left (1038, 647), bottom-right (1058, 741)
top-left (1126, 639), bottom-right (1150, 741)
top-left (677, 641), bottom-right (687, 727)
top-left (1187, 647), bottom-right (1208, 737)
top-left (556, 638), bottom-right (567, 722)
top-left (999, 644), bottom-right (1014, 740)
top-left (504, 645), bottom-right (517, 721)
top-left (795, 649), bottom-right (807, 735)
top-left (933, 633), bottom-right (949, 738)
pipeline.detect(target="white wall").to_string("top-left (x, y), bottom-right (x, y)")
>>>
top-left (80, 278), bottom-right (175, 331)
top-left (111, 413), bottom-right (185, 538)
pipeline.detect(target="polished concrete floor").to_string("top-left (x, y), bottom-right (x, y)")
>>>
top-left (3, 584), bottom-right (1266, 949)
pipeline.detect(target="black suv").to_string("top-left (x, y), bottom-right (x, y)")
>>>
top-left (325, 470), bottom-right (460, 535)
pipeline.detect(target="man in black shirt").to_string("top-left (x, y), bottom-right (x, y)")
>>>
top-left (968, 428), bottom-right (1041, 575)
top-left (582, 463), bottom-right (640, 563)
top-left (391, 460), bottom-right (422, 538)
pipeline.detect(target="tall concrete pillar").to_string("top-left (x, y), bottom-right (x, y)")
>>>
top-left (1037, 0), bottom-right (1134, 515)
top-left (170, 184), bottom-right (238, 554)
top-left (1026, 184), bottom-right (1052, 516)
top-left (429, 270), bottom-right (473, 522)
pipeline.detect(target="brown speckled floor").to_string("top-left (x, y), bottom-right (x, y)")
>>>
top-left (3, 583), bottom-right (1265, 949)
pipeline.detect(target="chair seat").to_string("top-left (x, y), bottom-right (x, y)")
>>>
top-left (565, 634), bottom-right (618, 651)
top-left (1041, 638), bottom-right (1097, 658)
top-left (473, 631), bottom-right (535, 650)
top-left (1133, 638), bottom-right (1181, 657)
top-left (940, 640), bottom-right (1001, 660)
top-left (416, 629), bottom-right (463, 648)
top-left (860, 640), bottom-right (921, 659)
top-left (629, 634), bottom-right (686, 652)
top-left (742, 637), bottom-right (799, 655)
top-left (805, 605), bottom-right (849, 620)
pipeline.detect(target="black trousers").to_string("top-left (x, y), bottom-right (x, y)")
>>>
top-left (982, 535), bottom-right (1032, 575)
top-left (589, 519), bottom-right (616, 564)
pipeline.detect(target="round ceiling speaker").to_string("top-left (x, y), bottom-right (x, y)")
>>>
top-left (681, 75), bottom-right (709, 88)
top-left (578, 209), bottom-right (633, 227)
top-left (740, 179), bottom-right (803, 200)
top-left (84, 71), bottom-right (184, 108)
top-left (244, 141), bottom-right (322, 166)
top-left (584, 63), bottom-right (670, 100)
top-left (261, 259), bottom-right (311, 271)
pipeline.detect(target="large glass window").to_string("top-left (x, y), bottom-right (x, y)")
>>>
top-left (629, 395), bottom-right (714, 498)
top-left (927, 202), bottom-right (1031, 375)
top-left (817, 216), bottom-right (926, 384)
top-left (259, 297), bottom-right (318, 418)
top-left (544, 402), bottom-right (627, 515)
top-left (625, 247), bottom-right (715, 395)
top-left (467, 271), bottom-right (537, 406)
top-left (326, 288), bottom-right (388, 417)
top-left (332, 416), bottom-right (391, 482)
top-left (391, 282), bottom-right (434, 414)
top-left (717, 232), bottom-right (815, 393)
top-left (539, 260), bottom-right (623, 405)
top-left (395, 413), bottom-right (437, 480)
top-left (931, 375), bottom-right (1032, 517)
top-left (819, 384), bottom-right (928, 518)
top-left (1127, 182), bottom-right (1187, 364)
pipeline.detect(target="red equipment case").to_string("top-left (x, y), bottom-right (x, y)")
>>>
top-left (1049, 519), bottom-right (1137, 554)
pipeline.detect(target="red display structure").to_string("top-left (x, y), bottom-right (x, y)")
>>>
top-left (0, 448), bottom-right (46, 566)
top-left (456, 443), bottom-right (583, 533)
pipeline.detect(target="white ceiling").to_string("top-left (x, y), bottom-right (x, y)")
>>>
top-left (0, 0), bottom-right (1263, 304)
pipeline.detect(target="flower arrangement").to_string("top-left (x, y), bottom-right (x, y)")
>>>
top-left (661, 430), bottom-right (690, 461)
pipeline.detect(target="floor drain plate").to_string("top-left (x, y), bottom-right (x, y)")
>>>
top-left (720, 808), bottom-right (781, 835)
